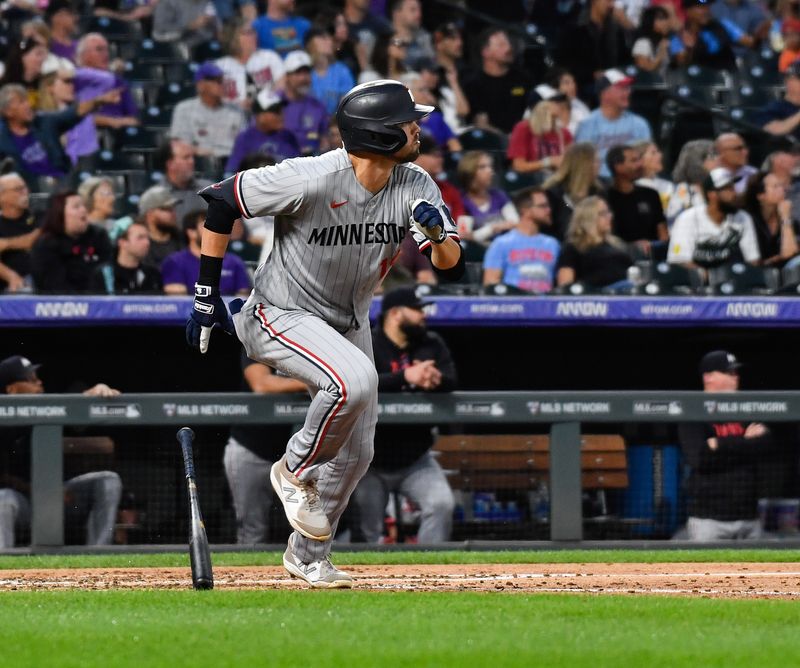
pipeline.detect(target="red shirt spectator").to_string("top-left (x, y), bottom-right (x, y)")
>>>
top-left (507, 86), bottom-right (573, 176)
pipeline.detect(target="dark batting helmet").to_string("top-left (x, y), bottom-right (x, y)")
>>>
top-left (336, 79), bottom-right (434, 156)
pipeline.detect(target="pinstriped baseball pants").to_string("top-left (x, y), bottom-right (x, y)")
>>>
top-left (233, 296), bottom-right (378, 562)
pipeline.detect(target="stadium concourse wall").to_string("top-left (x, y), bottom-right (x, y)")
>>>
top-left (1, 390), bottom-right (799, 550)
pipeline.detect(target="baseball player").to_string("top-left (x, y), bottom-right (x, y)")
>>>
top-left (186, 80), bottom-right (464, 587)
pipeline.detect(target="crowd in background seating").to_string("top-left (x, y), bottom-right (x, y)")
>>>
top-left (1, 0), bottom-right (800, 296)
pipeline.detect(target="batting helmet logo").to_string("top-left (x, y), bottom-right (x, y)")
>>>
top-left (336, 80), bottom-right (434, 156)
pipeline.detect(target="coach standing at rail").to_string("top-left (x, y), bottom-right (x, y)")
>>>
top-left (678, 350), bottom-right (778, 541)
top-left (186, 80), bottom-right (464, 587)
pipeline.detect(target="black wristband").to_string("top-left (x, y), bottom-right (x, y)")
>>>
top-left (198, 254), bottom-right (223, 289)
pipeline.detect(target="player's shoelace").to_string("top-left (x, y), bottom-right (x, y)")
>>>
top-left (299, 480), bottom-right (322, 512)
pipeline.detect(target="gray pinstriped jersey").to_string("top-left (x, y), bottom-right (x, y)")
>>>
top-left (234, 148), bottom-right (458, 332)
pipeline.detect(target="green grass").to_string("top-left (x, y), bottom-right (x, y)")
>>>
top-left (0, 589), bottom-right (798, 668)
top-left (0, 548), bottom-right (798, 570)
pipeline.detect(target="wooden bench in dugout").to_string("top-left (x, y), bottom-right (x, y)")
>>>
top-left (432, 434), bottom-right (629, 538)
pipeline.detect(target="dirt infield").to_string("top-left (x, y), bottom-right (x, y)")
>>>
top-left (1, 563), bottom-right (800, 598)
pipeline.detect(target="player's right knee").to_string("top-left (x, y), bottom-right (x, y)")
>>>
top-left (343, 366), bottom-right (378, 410)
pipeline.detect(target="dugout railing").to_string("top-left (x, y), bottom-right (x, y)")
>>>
top-left (0, 391), bottom-right (797, 548)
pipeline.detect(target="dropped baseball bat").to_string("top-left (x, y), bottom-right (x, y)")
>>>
top-left (177, 427), bottom-right (214, 590)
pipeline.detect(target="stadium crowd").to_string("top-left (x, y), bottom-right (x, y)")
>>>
top-left (0, 0), bottom-right (800, 296)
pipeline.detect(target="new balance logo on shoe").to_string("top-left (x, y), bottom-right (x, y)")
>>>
top-left (270, 456), bottom-right (332, 540)
top-left (300, 563), bottom-right (318, 576)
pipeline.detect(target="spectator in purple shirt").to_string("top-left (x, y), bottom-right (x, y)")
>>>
top-left (161, 209), bottom-right (251, 296)
top-left (225, 90), bottom-right (301, 173)
top-left (75, 33), bottom-right (139, 131)
top-left (38, 56), bottom-right (114, 164)
top-left (280, 50), bottom-right (329, 155)
top-left (0, 83), bottom-right (119, 186)
top-left (46, 0), bottom-right (79, 62)
top-left (457, 150), bottom-right (519, 248)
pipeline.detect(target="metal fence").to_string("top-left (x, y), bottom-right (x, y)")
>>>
top-left (2, 391), bottom-right (797, 547)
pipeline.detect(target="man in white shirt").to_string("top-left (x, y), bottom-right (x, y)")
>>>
top-left (216, 21), bottom-right (285, 108)
top-left (169, 62), bottom-right (247, 158)
top-left (668, 167), bottom-right (760, 268)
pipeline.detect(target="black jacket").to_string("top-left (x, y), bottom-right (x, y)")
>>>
top-left (31, 224), bottom-right (112, 292)
top-left (679, 421), bottom-right (777, 521)
top-left (371, 326), bottom-right (456, 470)
top-left (88, 261), bottom-right (163, 294)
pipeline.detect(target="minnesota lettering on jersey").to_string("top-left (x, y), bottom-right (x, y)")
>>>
top-left (308, 222), bottom-right (407, 246)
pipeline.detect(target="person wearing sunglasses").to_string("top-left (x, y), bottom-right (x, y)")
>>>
top-left (37, 54), bottom-right (122, 164)
top-left (714, 133), bottom-right (757, 195)
top-left (357, 32), bottom-right (409, 84)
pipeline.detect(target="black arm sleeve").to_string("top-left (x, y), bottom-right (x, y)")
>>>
top-left (422, 244), bottom-right (465, 282)
top-left (198, 176), bottom-right (240, 235)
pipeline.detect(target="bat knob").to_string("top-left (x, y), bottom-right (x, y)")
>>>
top-left (193, 578), bottom-right (214, 590)
top-left (177, 427), bottom-right (195, 441)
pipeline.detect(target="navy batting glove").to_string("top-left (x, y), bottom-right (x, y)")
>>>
top-left (411, 198), bottom-right (446, 244)
top-left (186, 284), bottom-right (235, 354)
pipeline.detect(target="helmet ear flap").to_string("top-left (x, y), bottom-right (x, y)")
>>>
top-left (340, 123), bottom-right (407, 156)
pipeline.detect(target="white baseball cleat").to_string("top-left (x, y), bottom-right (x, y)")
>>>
top-left (283, 536), bottom-right (353, 589)
top-left (270, 456), bottom-right (331, 541)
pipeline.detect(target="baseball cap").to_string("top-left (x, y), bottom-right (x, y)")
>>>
top-left (284, 50), bottom-right (312, 74)
top-left (682, 0), bottom-right (714, 8)
top-left (596, 69), bottom-right (634, 94)
top-left (528, 84), bottom-right (568, 107)
top-left (703, 167), bottom-right (736, 192)
top-left (699, 350), bottom-right (742, 375)
top-left (194, 61), bottom-right (224, 82)
top-left (41, 53), bottom-right (74, 77)
top-left (0, 355), bottom-right (41, 391)
top-left (253, 89), bottom-right (286, 113)
top-left (380, 286), bottom-right (432, 316)
top-left (783, 18), bottom-right (800, 35)
top-left (45, 0), bottom-right (77, 19)
top-left (138, 185), bottom-right (180, 215)
top-left (434, 22), bottom-right (461, 38)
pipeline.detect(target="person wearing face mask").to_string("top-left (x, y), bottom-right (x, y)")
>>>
top-left (351, 286), bottom-right (457, 544)
top-left (668, 167), bottom-right (761, 272)
top-left (30, 190), bottom-right (113, 292)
